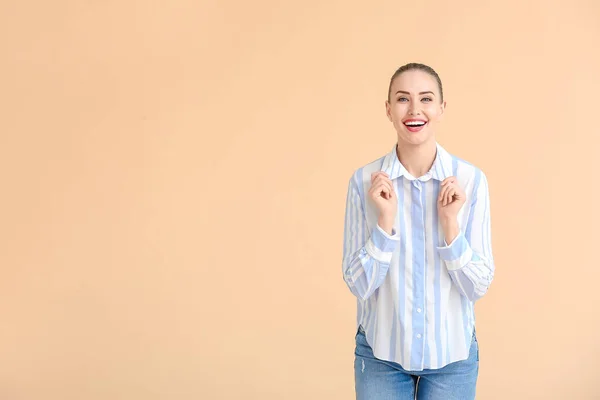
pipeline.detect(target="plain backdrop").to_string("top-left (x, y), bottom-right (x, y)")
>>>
top-left (1, 0), bottom-right (599, 399)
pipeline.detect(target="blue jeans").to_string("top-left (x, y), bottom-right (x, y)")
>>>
top-left (354, 325), bottom-right (479, 399)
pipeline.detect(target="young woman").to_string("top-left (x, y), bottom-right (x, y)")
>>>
top-left (342, 63), bottom-right (495, 399)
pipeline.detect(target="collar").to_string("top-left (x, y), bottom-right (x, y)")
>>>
top-left (380, 142), bottom-right (453, 182)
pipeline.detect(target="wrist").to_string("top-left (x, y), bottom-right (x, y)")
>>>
top-left (441, 218), bottom-right (460, 244)
top-left (440, 213), bottom-right (456, 222)
top-left (378, 215), bottom-right (395, 235)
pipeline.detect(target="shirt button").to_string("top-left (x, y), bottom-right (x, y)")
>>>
top-left (417, 308), bottom-right (422, 313)
top-left (416, 334), bottom-right (422, 339)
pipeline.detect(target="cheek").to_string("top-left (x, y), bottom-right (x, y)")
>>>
top-left (426, 109), bottom-right (443, 123)
top-left (393, 106), bottom-right (408, 118)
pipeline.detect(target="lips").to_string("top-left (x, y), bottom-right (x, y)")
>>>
top-left (403, 119), bottom-right (428, 132)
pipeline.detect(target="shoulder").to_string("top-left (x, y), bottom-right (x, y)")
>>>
top-left (446, 149), bottom-right (488, 182)
top-left (443, 149), bottom-right (489, 197)
top-left (348, 152), bottom-right (388, 189)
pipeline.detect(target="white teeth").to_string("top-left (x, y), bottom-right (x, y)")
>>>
top-left (405, 121), bottom-right (426, 126)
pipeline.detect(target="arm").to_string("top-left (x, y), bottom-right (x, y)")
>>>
top-left (437, 171), bottom-right (495, 301)
top-left (342, 175), bottom-right (400, 301)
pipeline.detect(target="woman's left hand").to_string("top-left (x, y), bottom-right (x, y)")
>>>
top-left (437, 176), bottom-right (466, 221)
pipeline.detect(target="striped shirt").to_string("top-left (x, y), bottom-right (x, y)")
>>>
top-left (342, 142), bottom-right (494, 371)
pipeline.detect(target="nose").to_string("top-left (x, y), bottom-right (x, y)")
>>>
top-left (408, 104), bottom-right (420, 115)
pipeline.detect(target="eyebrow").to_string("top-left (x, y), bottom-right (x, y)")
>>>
top-left (395, 90), bottom-right (435, 96)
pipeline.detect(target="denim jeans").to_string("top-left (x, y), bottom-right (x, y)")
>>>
top-left (354, 325), bottom-right (479, 400)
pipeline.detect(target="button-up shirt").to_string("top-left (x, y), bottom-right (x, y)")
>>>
top-left (342, 142), bottom-right (494, 371)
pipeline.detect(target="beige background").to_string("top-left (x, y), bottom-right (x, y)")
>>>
top-left (1, 0), bottom-right (599, 399)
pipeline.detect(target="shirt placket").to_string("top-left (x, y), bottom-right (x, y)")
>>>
top-left (410, 179), bottom-right (427, 369)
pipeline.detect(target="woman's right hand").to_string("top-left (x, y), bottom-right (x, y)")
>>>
top-left (369, 172), bottom-right (397, 233)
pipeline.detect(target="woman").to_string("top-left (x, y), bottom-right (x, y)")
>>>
top-left (342, 63), bottom-right (495, 399)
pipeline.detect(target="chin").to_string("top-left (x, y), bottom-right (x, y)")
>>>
top-left (399, 132), bottom-right (433, 146)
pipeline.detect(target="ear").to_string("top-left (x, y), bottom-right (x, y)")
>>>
top-left (385, 100), bottom-right (392, 121)
top-left (439, 100), bottom-right (446, 116)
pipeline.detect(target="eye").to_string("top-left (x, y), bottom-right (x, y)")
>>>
top-left (422, 97), bottom-right (432, 102)
top-left (397, 97), bottom-right (408, 102)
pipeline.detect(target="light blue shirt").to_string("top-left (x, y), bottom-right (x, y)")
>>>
top-left (342, 142), bottom-right (494, 371)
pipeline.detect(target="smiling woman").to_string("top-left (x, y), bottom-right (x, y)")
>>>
top-left (342, 63), bottom-right (495, 400)
top-left (385, 64), bottom-right (446, 150)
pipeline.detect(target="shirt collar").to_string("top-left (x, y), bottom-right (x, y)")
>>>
top-left (380, 142), bottom-right (453, 182)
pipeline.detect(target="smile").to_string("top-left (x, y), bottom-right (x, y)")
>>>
top-left (403, 120), bottom-right (427, 132)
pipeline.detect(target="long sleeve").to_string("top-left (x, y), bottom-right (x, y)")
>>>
top-left (342, 174), bottom-right (400, 301)
top-left (437, 171), bottom-right (495, 302)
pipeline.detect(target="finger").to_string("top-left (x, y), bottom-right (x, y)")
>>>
top-left (372, 176), bottom-right (391, 190)
top-left (371, 171), bottom-right (389, 183)
top-left (368, 184), bottom-right (378, 198)
top-left (373, 182), bottom-right (389, 195)
top-left (368, 183), bottom-right (378, 197)
top-left (373, 177), bottom-right (394, 195)
top-left (384, 180), bottom-right (393, 194)
top-left (388, 184), bottom-right (396, 199)
top-left (444, 177), bottom-right (457, 188)
top-left (371, 181), bottom-right (393, 199)
top-left (443, 182), bottom-right (456, 201)
top-left (377, 185), bottom-right (391, 200)
top-left (443, 187), bottom-right (452, 206)
top-left (383, 183), bottom-right (394, 199)
top-left (370, 176), bottom-right (381, 192)
top-left (369, 183), bottom-right (381, 198)
top-left (372, 175), bottom-right (383, 186)
top-left (438, 185), bottom-right (448, 203)
top-left (379, 182), bottom-right (393, 198)
top-left (444, 188), bottom-right (452, 205)
top-left (373, 174), bottom-right (392, 186)
top-left (385, 186), bottom-right (392, 199)
top-left (446, 188), bottom-right (455, 206)
top-left (453, 189), bottom-right (460, 201)
top-left (372, 171), bottom-right (389, 177)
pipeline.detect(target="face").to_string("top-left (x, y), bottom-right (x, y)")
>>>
top-left (385, 69), bottom-right (446, 147)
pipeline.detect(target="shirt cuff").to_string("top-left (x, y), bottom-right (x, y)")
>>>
top-left (436, 231), bottom-right (473, 271)
top-left (364, 223), bottom-right (400, 264)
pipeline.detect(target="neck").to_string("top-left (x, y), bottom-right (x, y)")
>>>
top-left (396, 140), bottom-right (437, 178)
